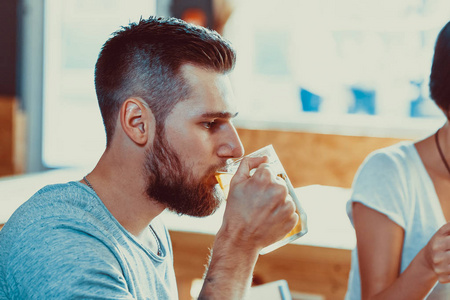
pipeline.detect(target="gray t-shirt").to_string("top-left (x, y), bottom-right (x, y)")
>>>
top-left (0, 181), bottom-right (178, 299)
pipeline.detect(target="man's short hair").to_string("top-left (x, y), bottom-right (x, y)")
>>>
top-left (430, 21), bottom-right (450, 115)
top-left (94, 16), bottom-right (236, 146)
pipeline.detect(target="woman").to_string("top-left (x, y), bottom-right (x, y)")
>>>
top-left (346, 21), bottom-right (450, 300)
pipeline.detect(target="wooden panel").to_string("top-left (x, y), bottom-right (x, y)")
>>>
top-left (171, 231), bottom-right (212, 300)
top-left (0, 96), bottom-right (25, 177)
top-left (170, 230), bottom-right (351, 300)
top-left (254, 244), bottom-right (351, 299)
top-left (14, 104), bottom-right (26, 174)
top-left (0, 97), bottom-right (15, 176)
top-left (237, 128), bottom-right (406, 188)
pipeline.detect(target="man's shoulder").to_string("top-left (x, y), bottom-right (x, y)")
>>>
top-left (6, 181), bottom-right (92, 222)
top-left (0, 184), bottom-right (129, 300)
top-left (0, 181), bottom-right (119, 272)
top-left (0, 182), bottom-right (102, 246)
top-left (31, 181), bottom-right (89, 203)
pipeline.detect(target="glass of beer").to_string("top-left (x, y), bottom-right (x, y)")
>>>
top-left (215, 145), bottom-right (308, 254)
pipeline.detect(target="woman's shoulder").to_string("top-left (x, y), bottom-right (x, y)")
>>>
top-left (367, 140), bottom-right (414, 159)
top-left (361, 141), bottom-right (418, 172)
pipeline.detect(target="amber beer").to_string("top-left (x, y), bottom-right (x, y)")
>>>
top-left (215, 145), bottom-right (308, 254)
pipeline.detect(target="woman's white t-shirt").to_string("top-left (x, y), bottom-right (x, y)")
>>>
top-left (345, 141), bottom-right (450, 300)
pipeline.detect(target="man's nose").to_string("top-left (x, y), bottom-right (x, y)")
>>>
top-left (218, 124), bottom-right (244, 159)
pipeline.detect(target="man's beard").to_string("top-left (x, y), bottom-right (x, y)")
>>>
top-left (144, 130), bottom-right (225, 217)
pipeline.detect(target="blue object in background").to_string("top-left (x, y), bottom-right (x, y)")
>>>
top-left (300, 88), bottom-right (322, 112)
top-left (348, 87), bottom-right (376, 115)
top-left (410, 80), bottom-right (425, 117)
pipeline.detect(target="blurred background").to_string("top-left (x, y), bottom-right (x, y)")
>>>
top-left (2, 0), bottom-right (450, 184)
top-left (1, 1), bottom-right (450, 299)
top-left (2, 0), bottom-right (450, 187)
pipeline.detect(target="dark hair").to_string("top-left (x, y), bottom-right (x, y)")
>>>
top-left (430, 21), bottom-right (450, 116)
top-left (94, 16), bottom-right (236, 147)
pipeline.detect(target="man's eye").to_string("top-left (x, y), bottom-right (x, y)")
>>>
top-left (202, 121), bottom-right (217, 129)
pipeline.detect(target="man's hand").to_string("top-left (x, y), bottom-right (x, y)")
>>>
top-left (198, 156), bottom-right (298, 300)
top-left (222, 156), bottom-right (299, 251)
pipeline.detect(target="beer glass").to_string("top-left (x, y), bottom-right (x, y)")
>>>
top-left (215, 145), bottom-right (308, 254)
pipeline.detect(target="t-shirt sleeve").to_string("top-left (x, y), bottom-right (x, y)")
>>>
top-left (347, 149), bottom-right (408, 229)
top-left (5, 219), bottom-right (135, 300)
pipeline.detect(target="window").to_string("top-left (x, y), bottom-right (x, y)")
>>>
top-left (43, 0), bottom-right (156, 168)
top-left (225, 0), bottom-right (450, 138)
top-left (41, 0), bottom-right (450, 169)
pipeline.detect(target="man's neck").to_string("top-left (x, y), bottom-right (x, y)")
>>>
top-left (83, 148), bottom-right (165, 238)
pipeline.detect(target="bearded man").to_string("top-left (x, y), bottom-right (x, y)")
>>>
top-left (0, 16), bottom-right (298, 299)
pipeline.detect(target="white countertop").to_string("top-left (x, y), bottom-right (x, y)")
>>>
top-left (160, 184), bottom-right (355, 250)
top-left (0, 169), bottom-right (355, 250)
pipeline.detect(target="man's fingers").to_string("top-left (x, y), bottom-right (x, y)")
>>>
top-left (232, 156), bottom-right (268, 182)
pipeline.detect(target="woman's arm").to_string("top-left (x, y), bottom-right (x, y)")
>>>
top-left (353, 202), bottom-right (438, 299)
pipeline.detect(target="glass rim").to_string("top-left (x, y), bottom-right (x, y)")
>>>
top-left (216, 144), bottom-right (276, 174)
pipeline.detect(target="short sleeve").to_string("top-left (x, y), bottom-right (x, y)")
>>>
top-left (5, 219), bottom-right (135, 300)
top-left (347, 148), bottom-right (409, 229)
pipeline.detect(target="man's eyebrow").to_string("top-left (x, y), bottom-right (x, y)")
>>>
top-left (200, 112), bottom-right (239, 119)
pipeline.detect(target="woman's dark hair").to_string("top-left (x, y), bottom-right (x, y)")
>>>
top-left (430, 21), bottom-right (450, 116)
top-left (94, 16), bottom-right (236, 147)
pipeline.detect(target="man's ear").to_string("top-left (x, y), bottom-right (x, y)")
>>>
top-left (120, 98), bottom-right (155, 146)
